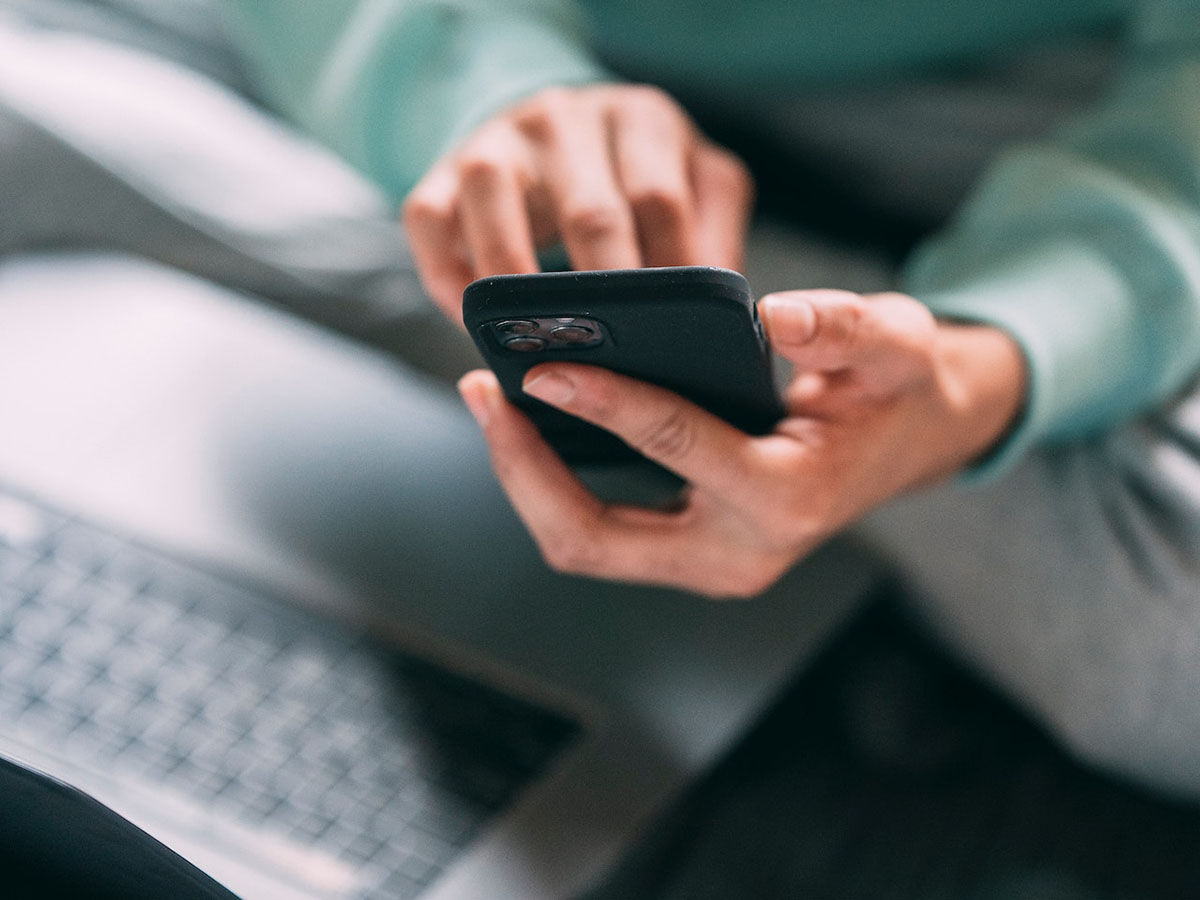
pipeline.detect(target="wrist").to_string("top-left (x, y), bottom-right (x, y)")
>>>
top-left (931, 320), bottom-right (1028, 475)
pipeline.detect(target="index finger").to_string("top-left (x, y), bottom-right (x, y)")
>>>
top-left (457, 370), bottom-right (682, 580)
top-left (517, 92), bottom-right (641, 270)
top-left (691, 143), bottom-right (754, 270)
top-left (403, 162), bottom-right (475, 322)
top-left (520, 363), bottom-right (764, 503)
top-left (609, 90), bottom-right (699, 266)
top-left (458, 369), bottom-right (772, 594)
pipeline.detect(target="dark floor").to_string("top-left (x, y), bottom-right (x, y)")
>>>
top-left (589, 590), bottom-right (1200, 900)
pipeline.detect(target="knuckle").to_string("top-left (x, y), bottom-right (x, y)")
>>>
top-left (828, 295), bottom-right (869, 347)
top-left (580, 377), bottom-right (620, 424)
top-left (515, 88), bottom-right (574, 137)
top-left (907, 301), bottom-right (939, 346)
top-left (401, 191), bottom-right (451, 230)
top-left (633, 408), bottom-right (697, 462)
top-left (627, 184), bottom-right (688, 229)
top-left (707, 147), bottom-right (754, 198)
top-left (843, 294), bottom-right (870, 323)
top-left (910, 329), bottom-right (939, 371)
top-left (870, 294), bottom-right (939, 379)
top-left (533, 85), bottom-right (574, 112)
top-left (563, 203), bottom-right (627, 244)
top-left (456, 150), bottom-right (510, 189)
top-left (626, 83), bottom-right (676, 112)
top-left (606, 84), bottom-right (692, 141)
top-left (879, 291), bottom-right (935, 327)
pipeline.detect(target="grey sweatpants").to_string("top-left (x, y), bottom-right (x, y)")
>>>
top-left (862, 395), bottom-right (1200, 796)
top-left (3, 2), bottom-right (1200, 799)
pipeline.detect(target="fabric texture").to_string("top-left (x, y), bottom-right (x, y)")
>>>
top-left (216, 0), bottom-right (612, 200)
top-left (4, 0), bottom-right (1200, 802)
top-left (0, 5), bottom-right (480, 380)
top-left (211, 0), bottom-right (1200, 481)
top-left (906, 0), bottom-right (1200, 479)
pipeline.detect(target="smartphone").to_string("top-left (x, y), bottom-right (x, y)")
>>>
top-left (463, 266), bottom-right (784, 464)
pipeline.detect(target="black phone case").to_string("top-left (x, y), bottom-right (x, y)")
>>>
top-left (463, 267), bottom-right (784, 464)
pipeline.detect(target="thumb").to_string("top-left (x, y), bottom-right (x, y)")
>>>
top-left (759, 290), bottom-right (935, 376)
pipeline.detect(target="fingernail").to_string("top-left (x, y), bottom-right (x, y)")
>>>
top-left (458, 377), bottom-right (492, 427)
top-left (761, 294), bottom-right (817, 345)
top-left (523, 371), bottom-right (577, 407)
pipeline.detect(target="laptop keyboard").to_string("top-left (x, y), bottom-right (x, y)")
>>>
top-left (0, 489), bottom-right (580, 899)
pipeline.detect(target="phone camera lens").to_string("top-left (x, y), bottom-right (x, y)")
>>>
top-left (503, 335), bottom-right (548, 352)
top-left (496, 319), bottom-right (539, 336)
top-left (550, 324), bottom-right (595, 343)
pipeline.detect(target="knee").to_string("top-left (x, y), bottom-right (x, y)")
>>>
top-left (863, 393), bottom-right (1200, 795)
top-left (1022, 614), bottom-right (1200, 798)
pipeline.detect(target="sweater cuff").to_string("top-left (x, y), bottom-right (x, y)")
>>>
top-left (907, 241), bottom-right (1139, 483)
top-left (376, 14), bottom-right (615, 199)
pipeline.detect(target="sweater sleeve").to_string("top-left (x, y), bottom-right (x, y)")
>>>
top-left (903, 0), bottom-right (1200, 480)
top-left (216, 0), bottom-right (611, 201)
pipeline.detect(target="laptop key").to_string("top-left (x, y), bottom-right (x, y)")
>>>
top-left (0, 484), bottom-right (580, 900)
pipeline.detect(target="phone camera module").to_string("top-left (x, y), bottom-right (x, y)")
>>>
top-left (496, 319), bottom-right (539, 336)
top-left (503, 335), bottom-right (548, 352)
top-left (550, 324), bottom-right (595, 344)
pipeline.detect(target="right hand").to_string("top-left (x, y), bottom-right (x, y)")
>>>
top-left (402, 84), bottom-right (755, 322)
top-left (459, 290), bottom-right (1026, 597)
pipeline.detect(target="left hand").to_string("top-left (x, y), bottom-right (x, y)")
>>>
top-left (458, 290), bottom-right (1026, 598)
top-left (402, 84), bottom-right (753, 323)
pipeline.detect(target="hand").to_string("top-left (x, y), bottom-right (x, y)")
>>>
top-left (403, 84), bottom-right (754, 321)
top-left (458, 290), bottom-right (1026, 598)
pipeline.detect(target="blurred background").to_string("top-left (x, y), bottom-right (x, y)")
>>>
top-left (1, 1), bottom-right (1198, 898)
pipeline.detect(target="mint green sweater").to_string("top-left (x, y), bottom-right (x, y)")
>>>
top-left (218, 0), bottom-right (1200, 477)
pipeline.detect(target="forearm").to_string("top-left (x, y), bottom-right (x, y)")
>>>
top-left (905, 0), bottom-right (1200, 477)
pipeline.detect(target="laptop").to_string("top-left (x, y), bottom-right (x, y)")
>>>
top-left (0, 251), bottom-right (879, 899)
